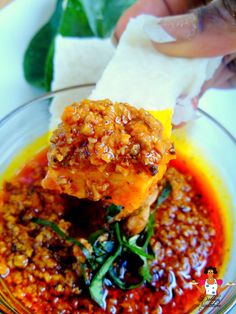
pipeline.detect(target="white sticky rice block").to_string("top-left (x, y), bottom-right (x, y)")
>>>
top-left (50, 35), bottom-right (115, 129)
top-left (90, 15), bottom-right (222, 131)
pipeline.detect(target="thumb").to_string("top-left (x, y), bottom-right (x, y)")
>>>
top-left (144, 0), bottom-right (236, 57)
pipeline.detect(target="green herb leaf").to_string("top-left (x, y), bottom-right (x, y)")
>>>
top-left (23, 0), bottom-right (63, 88)
top-left (156, 182), bottom-right (172, 207)
top-left (139, 257), bottom-right (152, 283)
top-left (123, 242), bottom-right (154, 260)
top-left (88, 229), bottom-right (106, 245)
top-left (81, 262), bottom-right (91, 285)
top-left (109, 268), bottom-right (144, 290)
top-left (94, 240), bottom-right (114, 257)
top-left (114, 222), bottom-right (122, 244)
top-left (32, 218), bottom-right (90, 259)
top-left (123, 233), bottom-right (153, 259)
top-left (106, 204), bottom-right (123, 222)
top-left (142, 182), bottom-right (172, 252)
top-left (115, 223), bottom-right (153, 259)
top-left (89, 245), bottom-right (122, 309)
top-left (143, 213), bottom-right (155, 250)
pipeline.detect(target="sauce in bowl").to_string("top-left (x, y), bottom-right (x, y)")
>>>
top-left (0, 147), bottom-right (225, 314)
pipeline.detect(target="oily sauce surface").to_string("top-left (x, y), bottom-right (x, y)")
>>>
top-left (0, 149), bottom-right (225, 314)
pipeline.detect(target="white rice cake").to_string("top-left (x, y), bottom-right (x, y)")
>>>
top-left (50, 35), bottom-right (115, 128)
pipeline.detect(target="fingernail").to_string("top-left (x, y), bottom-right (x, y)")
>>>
top-left (144, 13), bottom-right (198, 43)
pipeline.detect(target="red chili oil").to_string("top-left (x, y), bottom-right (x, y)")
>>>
top-left (0, 149), bottom-right (225, 314)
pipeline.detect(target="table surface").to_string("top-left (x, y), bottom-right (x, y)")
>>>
top-left (0, 0), bottom-right (235, 137)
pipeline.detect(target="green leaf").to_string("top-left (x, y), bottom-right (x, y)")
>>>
top-left (143, 213), bottom-right (155, 250)
top-left (142, 182), bottom-right (172, 251)
top-left (123, 241), bottom-right (154, 260)
top-left (79, 0), bottom-right (136, 37)
top-left (32, 218), bottom-right (90, 259)
top-left (88, 229), bottom-right (105, 245)
top-left (114, 222), bottom-right (122, 245)
top-left (139, 257), bottom-right (152, 283)
top-left (108, 241), bottom-right (150, 290)
top-left (94, 240), bottom-right (114, 257)
top-left (59, 0), bottom-right (93, 37)
top-left (44, 43), bottom-right (55, 91)
top-left (106, 204), bottom-right (123, 222)
top-left (127, 234), bottom-right (153, 259)
top-left (23, 0), bottom-right (63, 88)
top-left (115, 223), bottom-right (153, 259)
top-left (128, 235), bottom-right (140, 246)
top-left (100, 0), bottom-right (136, 37)
top-left (108, 269), bottom-right (126, 289)
top-left (45, 0), bottom-right (94, 90)
top-left (44, 0), bottom-right (94, 89)
top-left (24, 0), bottom-right (137, 90)
top-left (81, 262), bottom-right (91, 285)
top-left (89, 245), bottom-right (122, 309)
top-left (108, 267), bottom-right (144, 290)
top-left (59, 0), bottom-right (137, 38)
top-left (156, 181), bottom-right (172, 207)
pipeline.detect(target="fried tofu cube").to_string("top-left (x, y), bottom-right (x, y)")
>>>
top-left (42, 99), bottom-right (175, 220)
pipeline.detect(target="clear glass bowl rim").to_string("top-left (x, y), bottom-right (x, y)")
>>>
top-left (0, 84), bottom-right (236, 148)
top-left (0, 84), bottom-right (236, 314)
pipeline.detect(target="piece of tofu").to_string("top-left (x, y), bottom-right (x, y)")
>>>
top-left (42, 100), bottom-right (175, 218)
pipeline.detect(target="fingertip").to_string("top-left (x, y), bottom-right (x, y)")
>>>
top-left (145, 0), bottom-right (236, 58)
top-left (115, 0), bottom-right (169, 40)
top-left (115, 0), bottom-right (147, 40)
top-left (115, 11), bottom-right (130, 40)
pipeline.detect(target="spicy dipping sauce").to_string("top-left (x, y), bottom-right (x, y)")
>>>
top-left (0, 148), bottom-right (225, 314)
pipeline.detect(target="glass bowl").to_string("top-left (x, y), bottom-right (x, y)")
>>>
top-left (0, 85), bottom-right (236, 314)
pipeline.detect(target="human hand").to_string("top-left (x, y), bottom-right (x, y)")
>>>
top-left (226, 282), bottom-right (236, 286)
top-left (190, 280), bottom-right (199, 285)
top-left (115, 0), bottom-right (236, 95)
